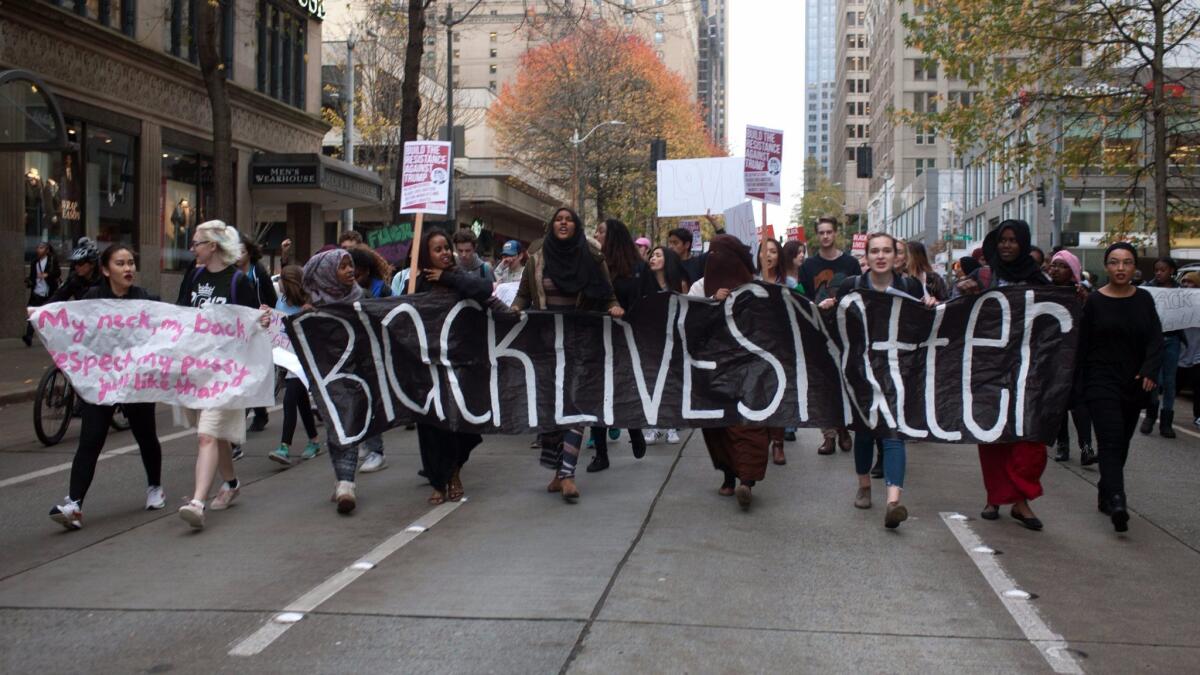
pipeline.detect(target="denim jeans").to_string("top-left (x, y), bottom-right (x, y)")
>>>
top-left (853, 432), bottom-right (906, 489)
top-left (1148, 334), bottom-right (1182, 415)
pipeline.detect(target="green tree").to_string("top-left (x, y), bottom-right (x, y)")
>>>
top-left (899, 0), bottom-right (1200, 255)
top-left (792, 157), bottom-right (845, 243)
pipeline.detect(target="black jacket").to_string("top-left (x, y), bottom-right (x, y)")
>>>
top-left (27, 256), bottom-right (61, 297)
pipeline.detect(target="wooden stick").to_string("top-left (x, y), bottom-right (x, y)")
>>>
top-left (406, 212), bottom-right (424, 294)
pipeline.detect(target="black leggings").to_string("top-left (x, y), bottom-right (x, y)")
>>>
top-left (281, 379), bottom-right (317, 446)
top-left (590, 427), bottom-right (646, 458)
top-left (1086, 397), bottom-right (1142, 501)
top-left (68, 402), bottom-right (161, 503)
top-left (1056, 403), bottom-right (1093, 448)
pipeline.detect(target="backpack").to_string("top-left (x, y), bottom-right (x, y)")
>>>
top-left (190, 266), bottom-right (243, 305)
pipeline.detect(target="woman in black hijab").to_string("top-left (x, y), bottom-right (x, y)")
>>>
top-left (512, 207), bottom-right (622, 503)
top-left (953, 219), bottom-right (1050, 530)
top-left (689, 235), bottom-right (771, 510)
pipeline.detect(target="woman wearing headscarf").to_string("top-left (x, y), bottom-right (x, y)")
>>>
top-left (301, 248), bottom-right (367, 514)
top-left (1048, 250), bottom-right (1094, 464)
top-left (689, 235), bottom-right (771, 509)
top-left (412, 227), bottom-right (491, 504)
top-left (512, 207), bottom-right (623, 502)
top-left (953, 219), bottom-right (1050, 530)
top-left (1078, 243), bottom-right (1162, 532)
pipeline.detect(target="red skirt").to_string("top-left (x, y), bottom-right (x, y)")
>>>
top-left (702, 426), bottom-right (770, 482)
top-left (978, 442), bottom-right (1046, 505)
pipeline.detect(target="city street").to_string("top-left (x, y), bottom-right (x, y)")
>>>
top-left (1, 399), bottom-right (1197, 674)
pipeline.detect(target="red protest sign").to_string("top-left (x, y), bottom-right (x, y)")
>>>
top-left (851, 233), bottom-right (868, 255)
top-left (400, 141), bottom-right (452, 215)
top-left (744, 125), bottom-right (783, 205)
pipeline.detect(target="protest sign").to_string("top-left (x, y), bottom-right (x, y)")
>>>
top-left (681, 219), bottom-right (702, 252)
top-left (657, 157), bottom-right (746, 217)
top-left (744, 125), bottom-right (783, 205)
top-left (288, 286), bottom-right (1080, 446)
top-left (851, 233), bottom-right (868, 256)
top-left (786, 226), bottom-right (802, 242)
top-left (399, 141), bottom-right (452, 215)
top-left (366, 221), bottom-right (414, 266)
top-left (757, 224), bottom-right (776, 241)
top-left (723, 201), bottom-right (757, 250)
top-left (1141, 286), bottom-right (1200, 332)
top-left (31, 300), bottom-right (275, 408)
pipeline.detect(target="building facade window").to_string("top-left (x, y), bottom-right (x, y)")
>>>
top-left (166, 0), bottom-right (235, 67)
top-left (256, 1), bottom-right (308, 109)
top-left (45, 0), bottom-right (135, 36)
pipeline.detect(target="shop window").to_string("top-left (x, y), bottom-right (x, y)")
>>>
top-left (24, 119), bottom-right (137, 260)
top-left (257, 0), bottom-right (308, 109)
top-left (44, 0), bottom-right (135, 36)
top-left (161, 147), bottom-right (216, 271)
top-left (24, 122), bottom-right (84, 260)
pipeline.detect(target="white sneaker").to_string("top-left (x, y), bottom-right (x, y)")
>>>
top-left (49, 498), bottom-right (83, 530)
top-left (209, 482), bottom-right (240, 511)
top-left (178, 500), bottom-right (205, 529)
top-left (360, 451), bottom-right (388, 473)
top-left (666, 429), bottom-right (681, 444)
top-left (644, 429), bottom-right (660, 445)
top-left (145, 486), bottom-right (166, 510)
top-left (334, 481), bottom-right (356, 514)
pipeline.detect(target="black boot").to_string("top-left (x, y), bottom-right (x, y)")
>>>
top-left (1079, 443), bottom-right (1097, 466)
top-left (1109, 493), bottom-right (1129, 532)
top-left (1054, 443), bottom-right (1070, 462)
top-left (587, 429), bottom-right (610, 472)
top-left (1140, 407), bottom-right (1157, 434)
top-left (1160, 410), bottom-right (1176, 439)
top-left (630, 430), bottom-right (647, 459)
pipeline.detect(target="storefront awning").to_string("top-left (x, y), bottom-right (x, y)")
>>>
top-left (249, 153), bottom-right (383, 210)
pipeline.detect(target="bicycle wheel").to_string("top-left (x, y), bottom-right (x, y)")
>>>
top-left (110, 404), bottom-right (131, 431)
top-left (34, 368), bottom-right (75, 446)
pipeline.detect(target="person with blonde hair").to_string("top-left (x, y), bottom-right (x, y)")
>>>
top-left (175, 220), bottom-right (268, 530)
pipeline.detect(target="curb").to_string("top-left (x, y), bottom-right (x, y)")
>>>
top-left (0, 388), bottom-right (38, 406)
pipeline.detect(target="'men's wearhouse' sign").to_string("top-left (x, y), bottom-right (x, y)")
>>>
top-left (252, 166), bottom-right (318, 186)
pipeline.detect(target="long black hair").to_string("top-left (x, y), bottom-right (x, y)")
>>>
top-left (642, 245), bottom-right (689, 296)
top-left (600, 218), bottom-right (642, 280)
top-left (416, 227), bottom-right (453, 273)
top-left (756, 238), bottom-right (786, 284)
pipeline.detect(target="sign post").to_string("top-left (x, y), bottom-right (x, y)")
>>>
top-left (399, 140), bottom-right (452, 293)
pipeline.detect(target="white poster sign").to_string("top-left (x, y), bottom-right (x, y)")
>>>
top-left (656, 157), bottom-right (747, 217)
top-left (30, 300), bottom-right (276, 408)
top-left (723, 201), bottom-right (758, 250)
top-left (1141, 286), bottom-right (1200, 332)
top-left (399, 140), bottom-right (452, 215)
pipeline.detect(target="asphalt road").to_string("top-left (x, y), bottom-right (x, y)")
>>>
top-left (0, 398), bottom-right (1197, 674)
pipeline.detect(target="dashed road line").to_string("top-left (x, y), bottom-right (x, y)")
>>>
top-left (940, 512), bottom-right (1084, 674)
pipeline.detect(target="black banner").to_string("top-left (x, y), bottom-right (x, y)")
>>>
top-left (286, 284), bottom-right (1081, 446)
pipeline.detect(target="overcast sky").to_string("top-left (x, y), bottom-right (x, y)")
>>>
top-left (725, 1), bottom-right (806, 230)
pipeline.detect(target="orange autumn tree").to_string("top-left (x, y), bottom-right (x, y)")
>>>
top-left (488, 23), bottom-right (724, 233)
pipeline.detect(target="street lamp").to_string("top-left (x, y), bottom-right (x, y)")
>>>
top-left (570, 120), bottom-right (625, 213)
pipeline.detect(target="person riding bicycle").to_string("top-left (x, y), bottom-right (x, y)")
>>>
top-left (49, 237), bottom-right (102, 302)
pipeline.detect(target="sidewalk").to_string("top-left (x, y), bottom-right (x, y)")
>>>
top-left (0, 338), bottom-right (53, 406)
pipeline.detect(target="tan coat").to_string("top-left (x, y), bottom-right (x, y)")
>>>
top-left (510, 237), bottom-right (619, 312)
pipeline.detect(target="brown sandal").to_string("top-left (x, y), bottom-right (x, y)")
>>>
top-left (448, 470), bottom-right (464, 501)
top-left (428, 490), bottom-right (446, 505)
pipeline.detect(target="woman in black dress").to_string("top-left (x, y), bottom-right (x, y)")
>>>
top-left (1078, 242), bottom-right (1162, 533)
top-left (412, 228), bottom-right (491, 504)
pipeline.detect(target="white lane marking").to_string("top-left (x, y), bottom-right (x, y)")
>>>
top-left (229, 499), bottom-right (464, 657)
top-left (1172, 424), bottom-right (1200, 440)
top-left (940, 512), bottom-right (1084, 675)
top-left (0, 405), bottom-right (282, 489)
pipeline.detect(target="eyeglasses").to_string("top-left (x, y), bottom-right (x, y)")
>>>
top-left (190, 240), bottom-right (214, 249)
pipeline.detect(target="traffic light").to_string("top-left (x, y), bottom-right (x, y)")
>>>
top-left (650, 139), bottom-right (667, 171)
top-left (1036, 181), bottom-right (1046, 206)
